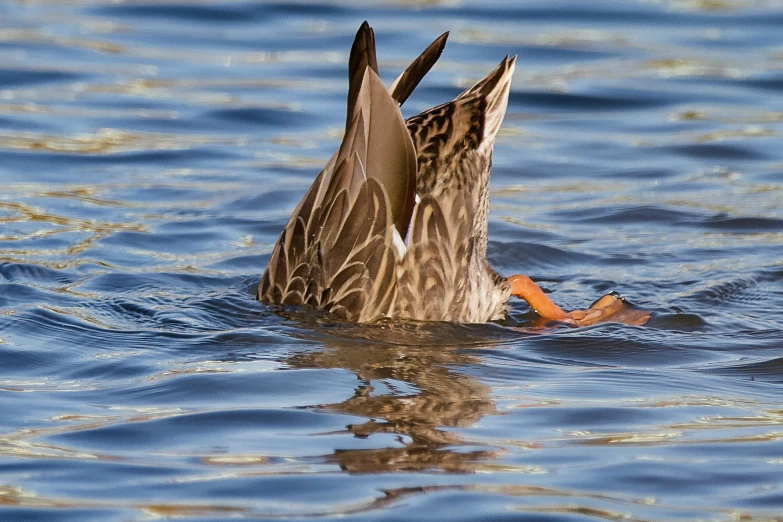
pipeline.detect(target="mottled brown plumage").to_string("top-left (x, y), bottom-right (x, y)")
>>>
top-left (259, 22), bottom-right (516, 323)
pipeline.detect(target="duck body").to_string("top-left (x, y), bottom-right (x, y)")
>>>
top-left (259, 22), bottom-right (516, 323)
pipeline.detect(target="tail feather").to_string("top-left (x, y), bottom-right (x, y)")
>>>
top-left (389, 31), bottom-right (449, 106)
top-left (354, 68), bottom-right (417, 237)
top-left (457, 55), bottom-right (516, 144)
top-left (345, 21), bottom-right (379, 130)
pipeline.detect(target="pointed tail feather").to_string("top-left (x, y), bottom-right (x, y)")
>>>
top-left (389, 31), bottom-right (449, 106)
top-left (348, 23), bottom-right (448, 119)
top-left (457, 55), bottom-right (516, 144)
top-left (345, 21), bottom-right (379, 130)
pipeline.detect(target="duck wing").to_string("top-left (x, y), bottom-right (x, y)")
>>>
top-left (259, 27), bottom-right (418, 322)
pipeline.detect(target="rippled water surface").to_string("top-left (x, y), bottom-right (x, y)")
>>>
top-left (1, 1), bottom-right (782, 520)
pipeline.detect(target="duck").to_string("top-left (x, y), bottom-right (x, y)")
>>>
top-left (258, 22), bottom-right (645, 327)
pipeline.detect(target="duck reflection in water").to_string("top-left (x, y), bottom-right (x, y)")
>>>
top-left (258, 22), bottom-right (649, 327)
top-left (286, 324), bottom-right (509, 473)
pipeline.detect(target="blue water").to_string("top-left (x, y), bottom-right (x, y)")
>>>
top-left (1, 1), bottom-right (782, 520)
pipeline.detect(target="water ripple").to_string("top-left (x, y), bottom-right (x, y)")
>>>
top-left (1, 1), bottom-right (782, 520)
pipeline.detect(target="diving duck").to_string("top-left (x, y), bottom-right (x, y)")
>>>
top-left (259, 22), bottom-right (645, 326)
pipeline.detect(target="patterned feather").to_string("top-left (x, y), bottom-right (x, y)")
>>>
top-left (259, 23), bottom-right (516, 323)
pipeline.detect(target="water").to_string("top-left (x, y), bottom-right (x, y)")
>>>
top-left (1, 1), bottom-right (782, 520)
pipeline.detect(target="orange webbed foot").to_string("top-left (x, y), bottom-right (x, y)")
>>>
top-left (567, 293), bottom-right (651, 327)
top-left (508, 275), bottom-right (650, 327)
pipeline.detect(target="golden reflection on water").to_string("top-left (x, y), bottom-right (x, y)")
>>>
top-left (0, 128), bottom-right (245, 154)
top-left (0, 196), bottom-right (146, 268)
top-left (0, 178), bottom-right (264, 273)
top-left (0, 480), bottom-right (776, 521)
top-left (0, 484), bottom-right (249, 517)
top-left (0, 26), bottom-right (344, 66)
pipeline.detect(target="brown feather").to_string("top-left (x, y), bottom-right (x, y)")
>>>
top-left (389, 31), bottom-right (449, 106)
top-left (260, 23), bottom-right (516, 324)
top-left (345, 21), bottom-right (378, 130)
top-left (354, 69), bottom-right (417, 237)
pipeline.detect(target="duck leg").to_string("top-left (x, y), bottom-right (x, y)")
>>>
top-left (508, 274), bottom-right (569, 322)
top-left (508, 274), bottom-right (650, 327)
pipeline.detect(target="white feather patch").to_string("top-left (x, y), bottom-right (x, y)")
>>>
top-left (390, 225), bottom-right (407, 258)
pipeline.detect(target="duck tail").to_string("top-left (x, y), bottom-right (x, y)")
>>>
top-left (458, 55), bottom-right (516, 145)
top-left (345, 21), bottom-right (379, 130)
top-left (389, 31), bottom-right (449, 106)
